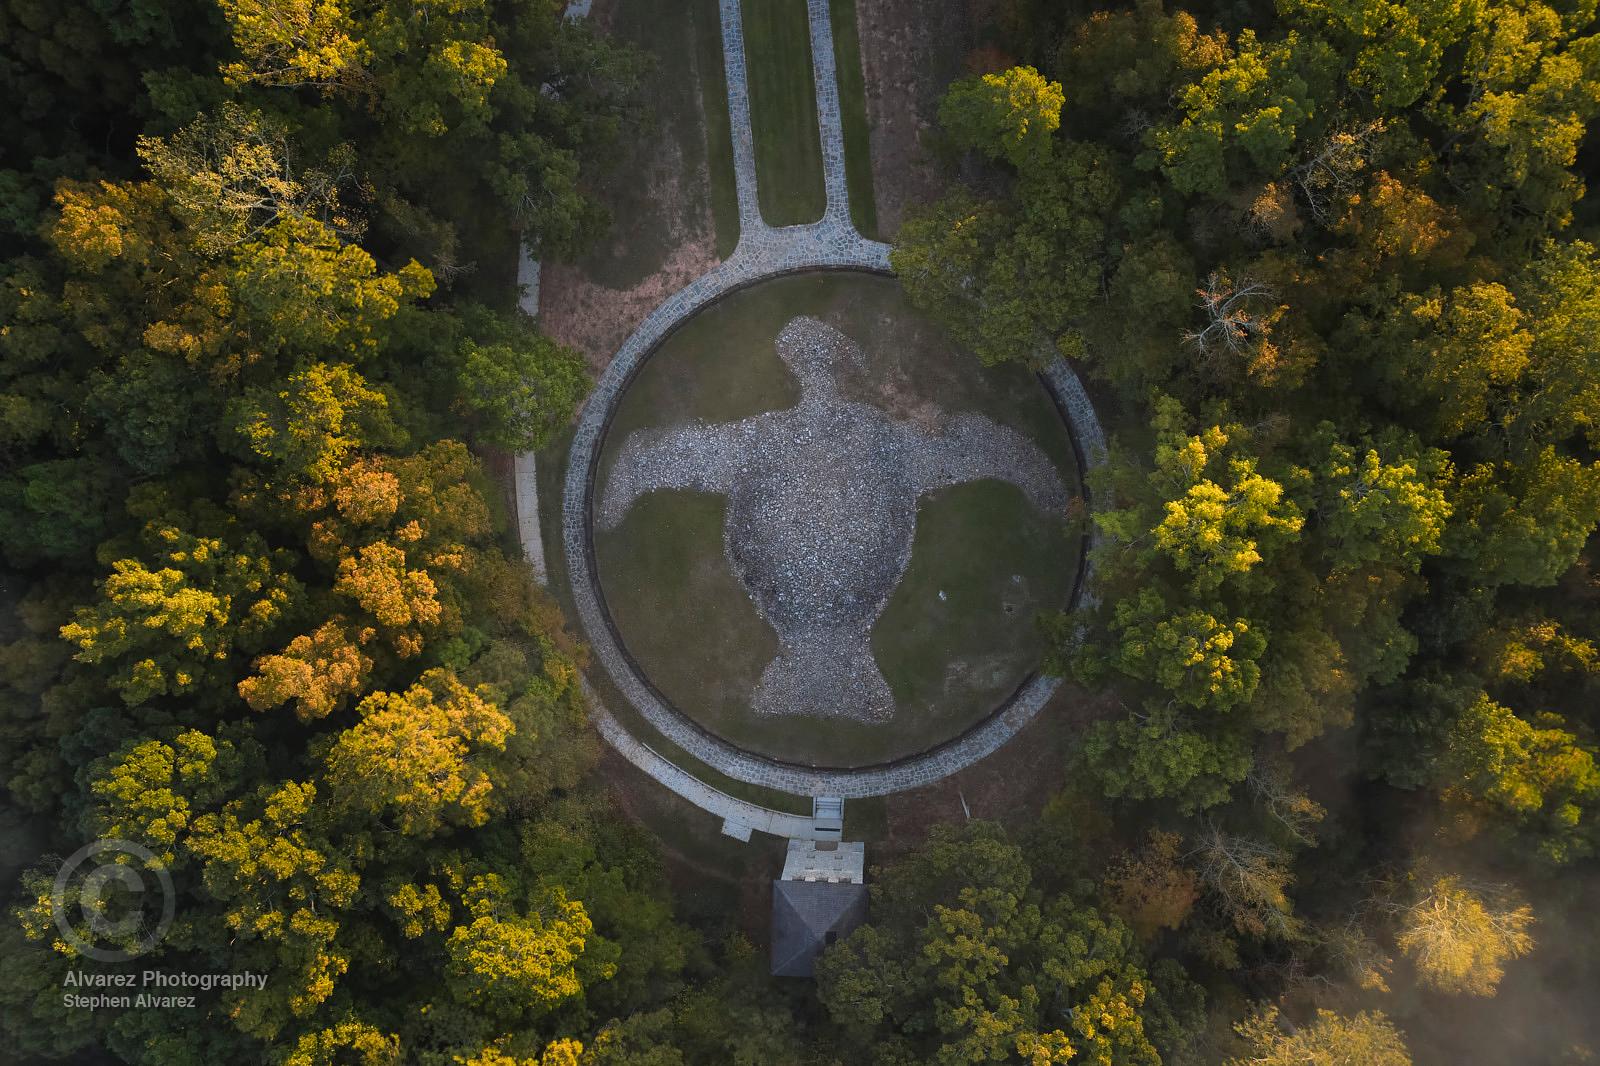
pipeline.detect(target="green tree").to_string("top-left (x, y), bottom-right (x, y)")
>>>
top-left (1450, 446), bottom-right (1600, 588)
top-left (1314, 436), bottom-right (1452, 572)
top-left (817, 823), bottom-right (1196, 1065)
top-left (88, 730), bottom-right (244, 864)
top-left (229, 362), bottom-right (398, 481)
top-left (1147, 30), bottom-right (1326, 196)
top-left (452, 307), bottom-right (590, 452)
top-left (60, 505), bottom-right (301, 705)
top-left (1277, 0), bottom-right (1474, 109)
top-left (227, 216), bottom-right (433, 361)
top-left (1384, 281), bottom-right (1533, 440)
top-left (1440, 693), bottom-right (1600, 862)
top-left (87, 351), bottom-right (218, 476)
top-left (218, 0), bottom-right (367, 90)
top-left (445, 877), bottom-right (607, 1020)
top-left (279, 1018), bottom-right (401, 1066)
top-left (178, 779), bottom-right (362, 1037)
top-left (939, 65), bottom-right (1065, 171)
top-left (1057, 0), bottom-right (1227, 120)
top-left (0, 459), bottom-right (119, 565)
top-left (1150, 454), bottom-right (1304, 593)
top-left (1110, 591), bottom-right (1268, 712)
top-left (892, 140), bottom-right (1116, 366)
top-left (1443, 0), bottom-right (1600, 224)
top-left (1096, 402), bottom-right (1303, 595)
top-left (1081, 703), bottom-right (1255, 812)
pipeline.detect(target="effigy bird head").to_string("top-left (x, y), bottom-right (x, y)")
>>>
top-left (774, 315), bottom-right (860, 396)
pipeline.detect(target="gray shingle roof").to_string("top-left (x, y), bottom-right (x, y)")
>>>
top-left (770, 879), bottom-right (868, 977)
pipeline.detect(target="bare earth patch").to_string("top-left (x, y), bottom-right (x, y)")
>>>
top-left (540, 230), bottom-right (721, 372)
top-left (537, 0), bottom-right (725, 370)
top-left (853, 0), bottom-right (979, 234)
top-left (875, 683), bottom-right (1118, 861)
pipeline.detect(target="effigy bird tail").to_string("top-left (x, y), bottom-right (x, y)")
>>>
top-left (751, 630), bottom-right (895, 723)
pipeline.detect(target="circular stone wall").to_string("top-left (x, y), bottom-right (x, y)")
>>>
top-left (585, 272), bottom-right (1085, 769)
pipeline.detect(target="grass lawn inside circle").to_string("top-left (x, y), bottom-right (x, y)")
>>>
top-left (742, 0), bottom-right (827, 225)
top-left (592, 273), bottom-right (1084, 766)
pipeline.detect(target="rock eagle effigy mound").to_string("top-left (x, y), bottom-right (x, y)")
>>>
top-left (597, 315), bottom-right (1066, 722)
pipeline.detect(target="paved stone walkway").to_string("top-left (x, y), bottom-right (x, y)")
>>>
top-left (585, 680), bottom-right (832, 840)
top-left (538, 0), bottom-right (1108, 814)
top-left (805, 0), bottom-right (852, 225)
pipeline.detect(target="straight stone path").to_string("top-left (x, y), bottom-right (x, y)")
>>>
top-left (532, 0), bottom-right (1108, 828)
top-left (804, 0), bottom-right (852, 224)
top-left (718, 0), bottom-right (765, 232)
top-left (511, 0), bottom-right (589, 586)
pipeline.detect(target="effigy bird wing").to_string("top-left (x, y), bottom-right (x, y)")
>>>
top-left (900, 412), bottom-right (1068, 514)
top-left (596, 418), bottom-right (763, 530)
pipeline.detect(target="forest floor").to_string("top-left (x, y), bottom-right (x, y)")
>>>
top-left (853, 0), bottom-right (992, 234)
top-left (537, 0), bottom-right (737, 369)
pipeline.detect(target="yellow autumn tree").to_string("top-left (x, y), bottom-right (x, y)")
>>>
top-left (323, 668), bottom-right (512, 835)
top-left (1395, 874), bottom-right (1534, 996)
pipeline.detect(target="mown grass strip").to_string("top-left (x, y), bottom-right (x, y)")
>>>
top-left (742, 0), bottom-right (827, 225)
top-left (691, 0), bottom-right (741, 256)
top-left (828, 0), bottom-right (879, 238)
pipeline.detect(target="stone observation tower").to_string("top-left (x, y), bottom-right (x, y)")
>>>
top-left (770, 832), bottom-right (867, 978)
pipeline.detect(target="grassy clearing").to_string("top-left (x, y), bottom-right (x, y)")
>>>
top-left (604, 756), bottom-right (791, 935)
top-left (596, 289), bottom-right (800, 450)
top-left (573, 0), bottom-right (738, 288)
top-left (872, 481), bottom-right (1073, 731)
top-left (592, 273), bottom-right (1083, 766)
top-left (827, 0), bottom-right (878, 237)
top-left (844, 795), bottom-right (889, 842)
top-left (596, 491), bottom-right (780, 726)
top-left (741, 0), bottom-right (827, 225)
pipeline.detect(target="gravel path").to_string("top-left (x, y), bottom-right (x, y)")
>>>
top-left (541, 0), bottom-right (1108, 809)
